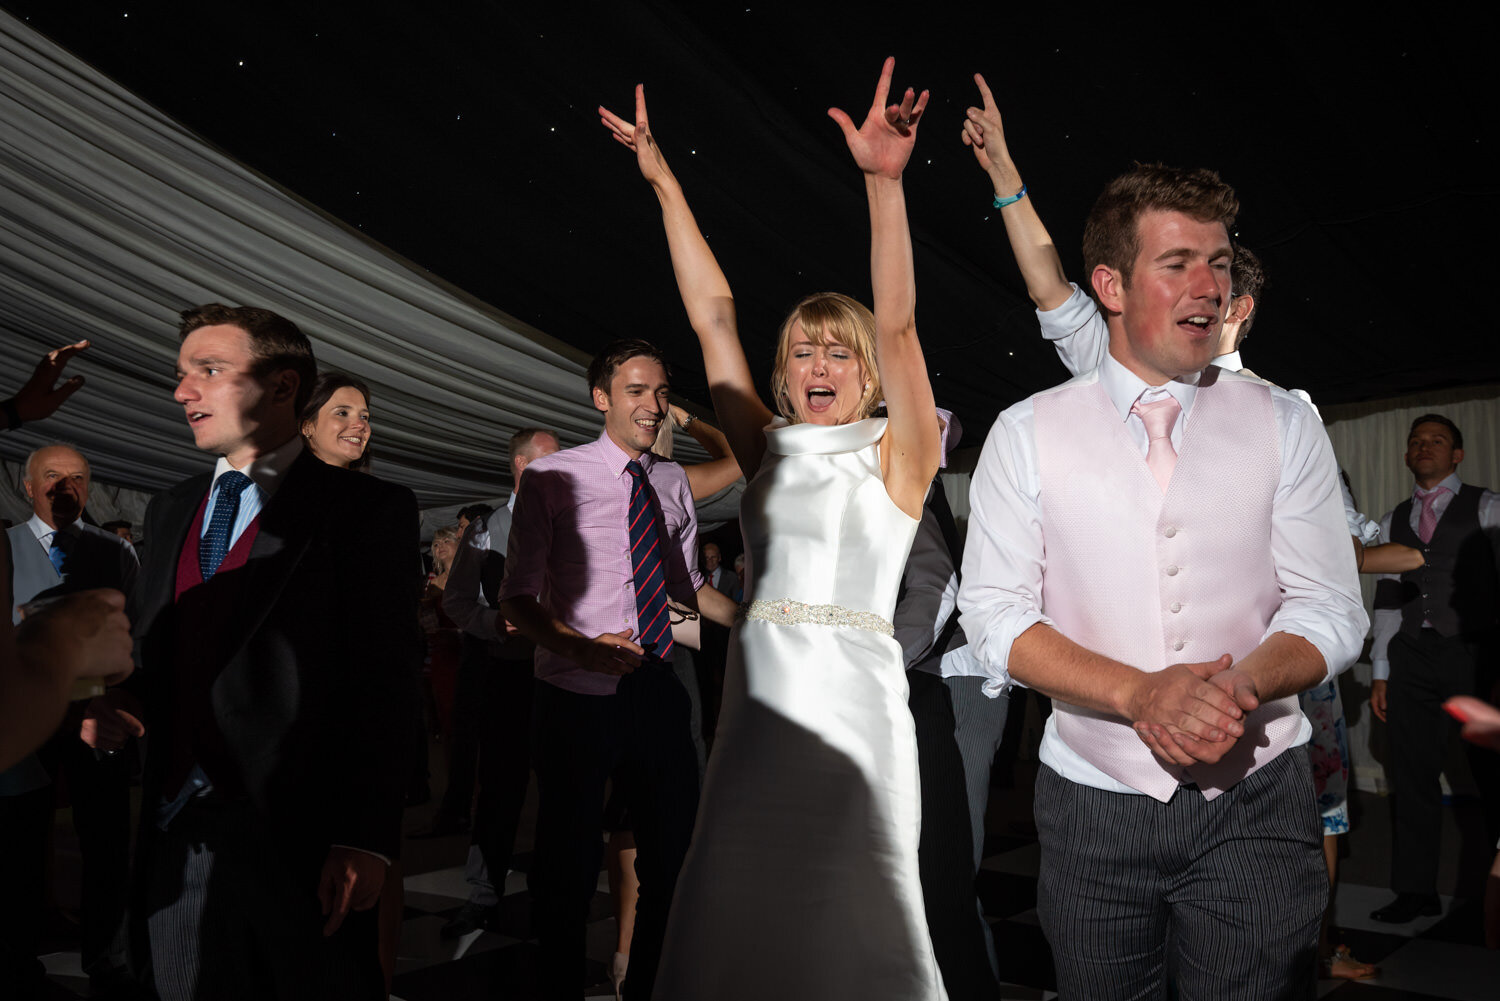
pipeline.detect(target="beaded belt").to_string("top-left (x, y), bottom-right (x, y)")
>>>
top-left (739, 598), bottom-right (894, 637)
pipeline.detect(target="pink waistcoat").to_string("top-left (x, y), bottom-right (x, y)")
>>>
top-left (1033, 371), bottom-right (1305, 801)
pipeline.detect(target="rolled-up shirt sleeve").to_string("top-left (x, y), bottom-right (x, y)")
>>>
top-left (1261, 393), bottom-right (1369, 682)
top-left (957, 403), bottom-right (1053, 690)
top-left (1036, 283), bottom-right (1109, 378)
top-left (1369, 510), bottom-right (1401, 681)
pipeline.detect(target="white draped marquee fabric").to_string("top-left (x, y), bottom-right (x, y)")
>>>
top-left (0, 9), bottom-right (709, 529)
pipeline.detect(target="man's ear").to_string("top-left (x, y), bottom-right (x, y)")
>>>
top-left (1092, 265), bottom-right (1125, 314)
top-left (1228, 294), bottom-right (1256, 324)
top-left (592, 385), bottom-right (610, 415)
top-left (23, 478), bottom-right (34, 500)
top-left (1453, 447), bottom-right (1465, 467)
top-left (270, 369), bottom-right (299, 407)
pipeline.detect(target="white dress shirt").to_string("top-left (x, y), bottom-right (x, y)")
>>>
top-left (1037, 283), bottom-right (1378, 545)
top-left (959, 353), bottom-right (1367, 793)
top-left (1369, 473), bottom-right (1500, 679)
top-left (201, 436), bottom-right (304, 547)
top-left (27, 512), bottom-right (84, 548)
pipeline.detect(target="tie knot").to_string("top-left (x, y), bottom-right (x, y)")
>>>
top-left (1131, 395), bottom-right (1181, 441)
top-left (217, 470), bottom-right (253, 498)
top-left (625, 459), bottom-right (645, 480)
top-left (1416, 485), bottom-right (1450, 506)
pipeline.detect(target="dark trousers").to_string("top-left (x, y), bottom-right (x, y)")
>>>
top-left (1035, 748), bottom-right (1325, 1001)
top-left (530, 665), bottom-right (699, 1001)
top-left (1388, 629), bottom-right (1500, 894)
top-left (439, 634), bottom-right (493, 820)
top-left (143, 799), bottom-right (383, 1001)
top-left (0, 785), bottom-right (53, 999)
top-left (472, 656), bottom-right (535, 888)
top-left (39, 726), bottom-right (133, 973)
top-left (908, 671), bottom-right (1002, 1001)
top-left (0, 730), bottom-right (132, 998)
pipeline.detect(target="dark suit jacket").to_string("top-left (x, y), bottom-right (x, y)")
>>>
top-left (894, 478), bottom-right (968, 675)
top-left (129, 448), bottom-right (420, 861)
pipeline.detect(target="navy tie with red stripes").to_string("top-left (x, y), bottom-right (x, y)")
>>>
top-left (625, 459), bottom-right (674, 662)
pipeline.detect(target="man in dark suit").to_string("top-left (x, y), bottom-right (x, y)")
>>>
top-left (2, 444), bottom-right (139, 998)
top-left (701, 542), bottom-right (735, 597)
top-left (90, 304), bottom-right (418, 1000)
top-left (437, 426), bottom-right (559, 935)
top-left (1368, 414), bottom-right (1500, 922)
top-left (894, 417), bottom-right (1010, 1001)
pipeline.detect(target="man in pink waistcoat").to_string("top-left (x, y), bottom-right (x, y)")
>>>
top-left (959, 164), bottom-right (1367, 999)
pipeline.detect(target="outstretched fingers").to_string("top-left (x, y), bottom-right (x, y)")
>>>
top-left (973, 72), bottom-right (998, 114)
top-left (869, 55), bottom-right (895, 116)
top-left (599, 105), bottom-right (636, 146)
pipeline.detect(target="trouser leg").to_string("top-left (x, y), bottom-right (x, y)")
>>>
top-left (1388, 631), bottom-right (1467, 894)
top-left (0, 784), bottom-right (53, 1000)
top-left (146, 801), bottom-right (383, 1001)
top-left (909, 671), bottom-right (1001, 1001)
top-left (440, 635), bottom-right (489, 820)
top-left (471, 657), bottom-right (535, 905)
top-left (530, 683), bottom-right (617, 1001)
top-left (1167, 748), bottom-right (1325, 1001)
top-left (1034, 765), bottom-right (1169, 1000)
top-left (57, 732), bottom-right (132, 973)
top-left (616, 661), bottom-right (699, 1001)
top-left (946, 675), bottom-right (1010, 979)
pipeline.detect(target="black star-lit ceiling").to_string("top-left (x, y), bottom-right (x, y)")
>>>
top-left (5, 2), bottom-right (1496, 443)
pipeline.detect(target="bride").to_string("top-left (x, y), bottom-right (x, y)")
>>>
top-left (600, 59), bottom-right (945, 998)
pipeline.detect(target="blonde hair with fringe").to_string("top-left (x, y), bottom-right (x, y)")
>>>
top-left (770, 293), bottom-right (880, 424)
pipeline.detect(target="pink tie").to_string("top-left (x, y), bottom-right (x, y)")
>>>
top-left (1416, 486), bottom-right (1449, 543)
top-left (1132, 395), bottom-right (1182, 493)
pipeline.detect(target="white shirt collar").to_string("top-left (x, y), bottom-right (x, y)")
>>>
top-left (507, 492), bottom-right (517, 513)
top-left (1211, 350), bottom-right (1243, 372)
top-left (212, 435), bottom-right (304, 501)
top-left (1099, 352), bottom-right (1199, 423)
top-left (26, 512), bottom-right (83, 543)
top-left (1416, 472), bottom-right (1464, 498)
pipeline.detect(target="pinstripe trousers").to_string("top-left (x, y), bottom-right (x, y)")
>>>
top-left (144, 799), bottom-right (383, 1001)
top-left (1034, 746), bottom-right (1325, 1001)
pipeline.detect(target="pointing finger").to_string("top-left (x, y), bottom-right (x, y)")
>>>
top-left (974, 72), bottom-right (998, 114)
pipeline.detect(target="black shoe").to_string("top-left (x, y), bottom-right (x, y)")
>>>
top-left (440, 901), bottom-right (498, 939)
top-left (1370, 892), bottom-right (1441, 923)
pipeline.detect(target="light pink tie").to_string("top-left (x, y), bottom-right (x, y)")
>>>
top-left (1132, 395), bottom-right (1182, 493)
top-left (1416, 486), bottom-right (1449, 543)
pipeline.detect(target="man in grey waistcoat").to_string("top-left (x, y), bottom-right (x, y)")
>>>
top-left (1, 444), bottom-right (138, 998)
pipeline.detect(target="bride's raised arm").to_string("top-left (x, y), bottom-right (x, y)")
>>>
top-left (600, 85), bottom-right (773, 479)
top-left (828, 58), bottom-right (941, 519)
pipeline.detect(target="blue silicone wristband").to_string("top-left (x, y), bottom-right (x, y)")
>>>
top-left (992, 184), bottom-right (1028, 209)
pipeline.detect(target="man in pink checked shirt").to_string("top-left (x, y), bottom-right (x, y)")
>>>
top-left (499, 338), bottom-right (737, 1001)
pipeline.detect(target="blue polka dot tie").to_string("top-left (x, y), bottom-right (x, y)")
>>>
top-left (625, 460), bottom-right (674, 662)
top-left (200, 471), bottom-right (253, 580)
top-left (47, 530), bottom-right (71, 578)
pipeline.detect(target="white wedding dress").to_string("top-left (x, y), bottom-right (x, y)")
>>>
top-left (653, 417), bottom-right (947, 1000)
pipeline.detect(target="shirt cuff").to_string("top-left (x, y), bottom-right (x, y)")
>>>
top-left (1372, 660), bottom-right (1391, 682)
top-left (1259, 619), bottom-right (1359, 686)
top-left (962, 608), bottom-right (1052, 694)
top-left (332, 844), bottom-right (392, 866)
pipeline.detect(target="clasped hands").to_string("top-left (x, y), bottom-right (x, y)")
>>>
top-left (1127, 654), bottom-right (1261, 767)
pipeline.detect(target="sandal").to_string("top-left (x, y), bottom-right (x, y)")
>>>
top-left (1326, 945), bottom-right (1378, 980)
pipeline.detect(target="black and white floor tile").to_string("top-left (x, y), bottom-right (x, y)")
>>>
top-left (39, 782), bottom-right (1500, 1000)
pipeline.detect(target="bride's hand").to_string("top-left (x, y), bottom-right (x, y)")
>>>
top-left (600, 84), bottom-right (677, 189)
top-left (827, 57), bottom-right (929, 180)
